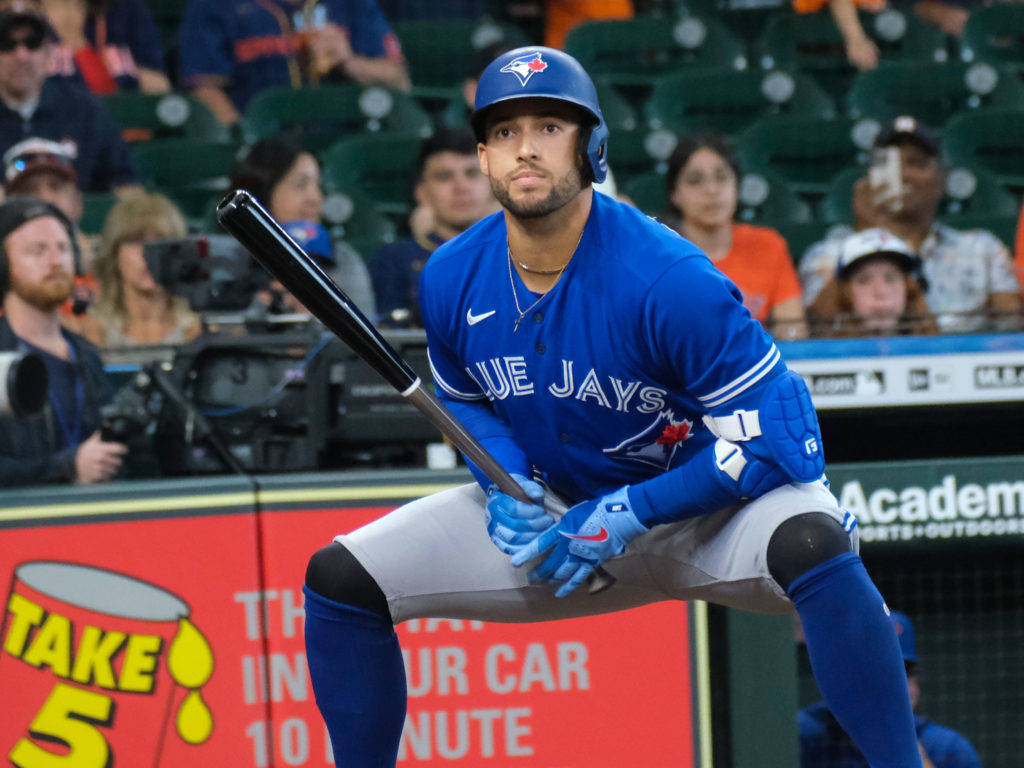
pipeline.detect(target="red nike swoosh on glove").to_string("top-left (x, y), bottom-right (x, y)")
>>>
top-left (559, 528), bottom-right (609, 542)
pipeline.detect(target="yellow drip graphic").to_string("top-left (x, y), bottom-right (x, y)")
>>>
top-left (176, 689), bottom-right (213, 744)
top-left (167, 619), bottom-right (214, 744)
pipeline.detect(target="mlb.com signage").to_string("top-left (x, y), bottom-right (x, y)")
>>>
top-left (827, 456), bottom-right (1024, 543)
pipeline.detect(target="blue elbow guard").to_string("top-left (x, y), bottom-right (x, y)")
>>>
top-left (702, 370), bottom-right (824, 483)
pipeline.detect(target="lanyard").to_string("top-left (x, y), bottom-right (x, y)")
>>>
top-left (19, 338), bottom-right (86, 449)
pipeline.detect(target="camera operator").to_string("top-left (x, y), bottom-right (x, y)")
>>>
top-left (0, 195), bottom-right (126, 486)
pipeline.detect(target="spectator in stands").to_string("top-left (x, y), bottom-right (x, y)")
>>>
top-left (800, 116), bottom-right (1021, 332)
top-left (179, 0), bottom-right (410, 126)
top-left (0, 195), bottom-right (126, 486)
top-left (40, 0), bottom-right (171, 94)
top-left (376, 0), bottom-right (483, 22)
top-left (806, 228), bottom-right (937, 337)
top-left (544, 0), bottom-right (633, 50)
top-left (229, 135), bottom-right (377, 319)
top-left (795, 0), bottom-right (881, 70)
top-left (371, 127), bottom-right (495, 328)
top-left (3, 136), bottom-right (97, 332)
top-left (904, 0), bottom-right (971, 37)
top-left (664, 132), bottom-right (808, 340)
top-left (0, 6), bottom-right (138, 191)
top-left (800, 610), bottom-right (982, 768)
top-left (1014, 197), bottom-right (1023, 291)
top-left (86, 191), bottom-right (200, 348)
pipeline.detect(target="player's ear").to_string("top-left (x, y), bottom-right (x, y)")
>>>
top-left (477, 142), bottom-right (489, 177)
top-left (413, 181), bottom-right (427, 207)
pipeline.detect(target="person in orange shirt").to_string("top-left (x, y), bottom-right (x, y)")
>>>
top-left (1015, 199), bottom-right (1024, 292)
top-left (664, 132), bottom-right (808, 340)
top-left (544, 0), bottom-right (633, 50)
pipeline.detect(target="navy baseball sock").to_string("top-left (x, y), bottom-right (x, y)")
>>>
top-left (303, 585), bottom-right (406, 766)
top-left (789, 552), bottom-right (922, 768)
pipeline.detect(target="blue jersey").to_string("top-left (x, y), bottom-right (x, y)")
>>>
top-left (419, 191), bottom-right (785, 503)
top-left (800, 702), bottom-right (982, 768)
top-left (179, 0), bottom-right (403, 111)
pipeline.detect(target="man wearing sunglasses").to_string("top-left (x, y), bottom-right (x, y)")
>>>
top-left (0, 7), bottom-right (137, 193)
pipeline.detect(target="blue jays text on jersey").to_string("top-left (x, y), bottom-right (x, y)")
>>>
top-left (419, 191), bottom-right (787, 504)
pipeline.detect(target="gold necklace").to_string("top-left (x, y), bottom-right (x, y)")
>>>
top-left (507, 230), bottom-right (583, 333)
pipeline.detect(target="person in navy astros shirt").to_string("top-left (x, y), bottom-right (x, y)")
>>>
top-left (0, 6), bottom-right (137, 192)
top-left (179, 0), bottom-right (410, 126)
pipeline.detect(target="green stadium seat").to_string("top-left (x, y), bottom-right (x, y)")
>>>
top-left (321, 133), bottom-right (422, 216)
top-left (943, 109), bottom-right (1024, 191)
top-left (131, 138), bottom-right (241, 189)
top-left (606, 126), bottom-right (679, 187)
top-left (102, 92), bottom-right (226, 143)
top-left (242, 84), bottom-right (432, 157)
top-left (394, 18), bottom-right (529, 88)
top-left (820, 163), bottom-right (1021, 225)
top-left (145, 0), bottom-right (188, 53)
top-left (735, 170), bottom-right (814, 225)
top-left (776, 220), bottom-right (842, 264)
top-left (736, 116), bottom-right (868, 197)
top-left (846, 61), bottom-right (1024, 126)
top-left (754, 8), bottom-right (948, 103)
top-left (683, 0), bottom-right (790, 47)
top-left (565, 14), bottom-right (748, 87)
top-left (646, 67), bottom-right (835, 137)
top-left (322, 189), bottom-right (398, 261)
top-left (79, 192), bottom-right (118, 235)
top-left (961, 4), bottom-right (1024, 75)
top-left (623, 171), bottom-right (668, 216)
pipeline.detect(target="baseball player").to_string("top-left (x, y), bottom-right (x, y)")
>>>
top-left (304, 47), bottom-right (922, 767)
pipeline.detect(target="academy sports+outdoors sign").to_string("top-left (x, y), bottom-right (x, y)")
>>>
top-left (827, 456), bottom-right (1024, 543)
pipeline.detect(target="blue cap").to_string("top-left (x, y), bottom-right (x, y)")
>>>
top-left (891, 610), bottom-right (917, 664)
top-left (283, 220), bottom-right (333, 265)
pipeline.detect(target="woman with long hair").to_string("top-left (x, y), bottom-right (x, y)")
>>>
top-left (807, 228), bottom-right (938, 337)
top-left (229, 135), bottom-right (377, 320)
top-left (664, 132), bottom-right (808, 340)
top-left (87, 191), bottom-right (200, 348)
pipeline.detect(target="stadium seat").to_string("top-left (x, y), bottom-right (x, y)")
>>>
top-left (755, 8), bottom-right (948, 103)
top-left (735, 170), bottom-right (814, 225)
top-left (961, 4), bottom-right (1024, 75)
top-left (565, 14), bottom-right (748, 86)
top-left (735, 116), bottom-right (868, 196)
top-left (242, 84), bottom-right (432, 157)
top-left (321, 133), bottom-right (422, 215)
top-left (646, 67), bottom-right (836, 136)
top-left (820, 163), bottom-right (1021, 225)
top-left (102, 92), bottom-right (226, 143)
top-left (776, 220), bottom-right (842, 264)
top-left (846, 61), bottom-right (1024, 126)
top-left (79, 192), bottom-right (117, 235)
top-left (131, 139), bottom-right (242, 217)
top-left (683, 0), bottom-right (790, 47)
top-left (943, 109), bottom-right (1024, 191)
top-left (606, 126), bottom-right (680, 187)
top-left (322, 188), bottom-right (398, 261)
top-left (623, 171), bottom-right (668, 216)
top-left (394, 18), bottom-right (529, 89)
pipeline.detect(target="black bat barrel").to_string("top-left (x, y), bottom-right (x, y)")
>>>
top-left (216, 189), bottom-right (418, 392)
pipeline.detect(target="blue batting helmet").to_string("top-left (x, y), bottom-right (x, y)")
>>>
top-left (471, 46), bottom-right (609, 184)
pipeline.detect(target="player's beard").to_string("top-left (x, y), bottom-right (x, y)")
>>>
top-left (491, 163), bottom-right (584, 220)
top-left (10, 268), bottom-right (74, 312)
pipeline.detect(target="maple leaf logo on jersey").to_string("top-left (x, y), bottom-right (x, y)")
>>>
top-left (602, 410), bottom-right (695, 471)
top-left (500, 51), bottom-right (549, 86)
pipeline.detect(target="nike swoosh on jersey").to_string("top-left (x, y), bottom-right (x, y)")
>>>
top-left (466, 308), bottom-right (496, 325)
top-left (559, 528), bottom-right (610, 543)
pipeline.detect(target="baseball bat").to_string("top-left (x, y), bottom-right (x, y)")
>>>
top-left (216, 189), bottom-right (616, 594)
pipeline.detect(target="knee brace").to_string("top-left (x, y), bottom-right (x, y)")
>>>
top-left (766, 512), bottom-right (853, 593)
top-left (305, 542), bottom-right (391, 622)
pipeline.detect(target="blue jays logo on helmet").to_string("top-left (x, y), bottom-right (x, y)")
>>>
top-left (500, 51), bottom-right (549, 87)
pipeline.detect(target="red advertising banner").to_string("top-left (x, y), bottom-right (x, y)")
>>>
top-left (0, 484), bottom-right (695, 768)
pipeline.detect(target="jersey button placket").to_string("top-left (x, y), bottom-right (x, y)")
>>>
top-left (535, 342), bottom-right (546, 354)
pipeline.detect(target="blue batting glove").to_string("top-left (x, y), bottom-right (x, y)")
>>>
top-left (510, 486), bottom-right (648, 598)
top-left (485, 474), bottom-right (553, 555)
